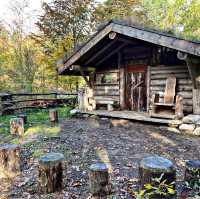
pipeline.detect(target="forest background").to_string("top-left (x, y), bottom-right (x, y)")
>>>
top-left (0, 0), bottom-right (199, 93)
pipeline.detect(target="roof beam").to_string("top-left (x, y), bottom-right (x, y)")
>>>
top-left (96, 43), bottom-right (127, 66)
top-left (85, 39), bottom-right (117, 65)
top-left (113, 23), bottom-right (200, 56)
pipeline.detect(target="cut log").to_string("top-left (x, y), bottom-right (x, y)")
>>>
top-left (185, 160), bottom-right (200, 185)
top-left (18, 114), bottom-right (27, 124)
top-left (89, 163), bottom-right (112, 197)
top-left (0, 144), bottom-right (20, 179)
top-left (49, 109), bottom-right (58, 125)
top-left (139, 155), bottom-right (176, 196)
top-left (10, 117), bottom-right (24, 136)
top-left (38, 152), bottom-right (64, 194)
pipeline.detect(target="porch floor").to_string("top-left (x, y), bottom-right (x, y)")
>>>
top-left (80, 110), bottom-right (172, 125)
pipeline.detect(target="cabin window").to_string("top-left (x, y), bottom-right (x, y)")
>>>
top-left (95, 72), bottom-right (119, 84)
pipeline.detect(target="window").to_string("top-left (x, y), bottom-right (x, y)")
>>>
top-left (96, 72), bottom-right (119, 84)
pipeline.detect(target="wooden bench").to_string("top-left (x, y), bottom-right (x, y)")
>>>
top-left (150, 75), bottom-right (183, 119)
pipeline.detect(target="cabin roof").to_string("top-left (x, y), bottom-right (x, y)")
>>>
top-left (58, 20), bottom-right (200, 75)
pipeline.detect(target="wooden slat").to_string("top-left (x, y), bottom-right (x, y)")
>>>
top-left (151, 73), bottom-right (190, 80)
top-left (150, 65), bottom-right (187, 71)
top-left (94, 90), bottom-right (119, 96)
top-left (151, 79), bottom-right (192, 86)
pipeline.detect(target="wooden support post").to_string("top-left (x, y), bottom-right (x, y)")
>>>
top-left (119, 52), bottom-right (126, 110)
top-left (49, 109), bottom-right (58, 125)
top-left (18, 114), bottom-right (27, 124)
top-left (10, 117), bottom-right (24, 136)
top-left (193, 89), bottom-right (200, 114)
top-left (89, 163), bottom-right (112, 197)
top-left (185, 160), bottom-right (200, 185)
top-left (38, 153), bottom-right (64, 194)
top-left (139, 155), bottom-right (176, 196)
top-left (175, 94), bottom-right (184, 119)
top-left (0, 144), bottom-right (20, 179)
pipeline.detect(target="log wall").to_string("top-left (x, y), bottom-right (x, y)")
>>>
top-left (94, 70), bottom-right (120, 105)
top-left (149, 65), bottom-right (193, 113)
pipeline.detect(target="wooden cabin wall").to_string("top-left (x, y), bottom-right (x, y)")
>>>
top-left (149, 65), bottom-right (193, 113)
top-left (93, 69), bottom-right (120, 105)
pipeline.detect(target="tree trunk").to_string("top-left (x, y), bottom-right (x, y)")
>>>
top-left (0, 144), bottom-right (21, 179)
top-left (38, 152), bottom-right (64, 194)
top-left (10, 117), bottom-right (24, 136)
top-left (89, 163), bottom-right (113, 197)
top-left (18, 114), bottom-right (27, 124)
top-left (139, 156), bottom-right (176, 198)
top-left (49, 109), bottom-right (58, 125)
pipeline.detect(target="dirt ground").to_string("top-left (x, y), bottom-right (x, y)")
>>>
top-left (1, 115), bottom-right (200, 199)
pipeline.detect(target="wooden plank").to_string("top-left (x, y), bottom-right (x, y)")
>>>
top-left (146, 66), bottom-right (150, 112)
top-left (58, 23), bottom-right (113, 74)
top-left (96, 43), bottom-right (127, 66)
top-left (112, 23), bottom-right (200, 56)
top-left (119, 52), bottom-right (126, 109)
top-left (94, 96), bottom-right (119, 101)
top-left (95, 85), bottom-right (119, 90)
top-left (85, 39), bottom-right (117, 65)
top-left (150, 65), bottom-right (187, 71)
top-left (151, 69), bottom-right (188, 75)
top-left (193, 89), bottom-right (200, 114)
top-left (94, 90), bottom-right (119, 96)
top-left (151, 79), bottom-right (192, 86)
top-left (151, 73), bottom-right (190, 80)
top-left (164, 76), bottom-right (176, 104)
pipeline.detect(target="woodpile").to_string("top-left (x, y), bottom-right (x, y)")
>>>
top-left (38, 152), bottom-right (64, 194)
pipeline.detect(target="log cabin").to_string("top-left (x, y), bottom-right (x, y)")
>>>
top-left (57, 20), bottom-right (200, 124)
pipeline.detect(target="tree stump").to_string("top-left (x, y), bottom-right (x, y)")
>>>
top-left (10, 117), bottom-right (24, 136)
top-left (0, 144), bottom-right (21, 179)
top-left (139, 155), bottom-right (176, 195)
top-left (185, 160), bottom-right (200, 185)
top-left (18, 114), bottom-right (27, 124)
top-left (49, 109), bottom-right (58, 125)
top-left (89, 163), bottom-right (112, 197)
top-left (38, 152), bottom-right (64, 194)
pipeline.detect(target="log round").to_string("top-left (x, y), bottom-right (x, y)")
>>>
top-left (38, 152), bottom-right (64, 194)
top-left (89, 163), bottom-right (112, 197)
top-left (10, 117), bottom-right (24, 136)
top-left (18, 114), bottom-right (27, 124)
top-left (0, 144), bottom-right (21, 179)
top-left (49, 109), bottom-right (58, 125)
top-left (139, 155), bottom-right (176, 190)
top-left (185, 160), bottom-right (200, 183)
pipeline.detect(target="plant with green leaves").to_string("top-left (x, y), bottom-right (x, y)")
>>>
top-left (132, 173), bottom-right (175, 199)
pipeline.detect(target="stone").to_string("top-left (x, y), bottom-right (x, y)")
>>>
top-left (179, 124), bottom-right (195, 134)
top-left (70, 109), bottom-right (80, 115)
top-left (193, 127), bottom-right (200, 136)
top-left (167, 127), bottom-right (181, 134)
top-left (168, 120), bottom-right (183, 128)
top-left (182, 114), bottom-right (200, 124)
top-left (110, 119), bottom-right (131, 128)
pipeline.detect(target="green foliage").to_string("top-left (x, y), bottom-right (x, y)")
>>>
top-left (185, 168), bottom-right (200, 197)
top-left (133, 174), bottom-right (175, 198)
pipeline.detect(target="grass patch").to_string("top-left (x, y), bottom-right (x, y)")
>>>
top-left (0, 106), bottom-right (72, 144)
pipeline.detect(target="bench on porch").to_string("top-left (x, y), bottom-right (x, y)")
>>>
top-left (150, 75), bottom-right (184, 119)
top-left (89, 97), bottom-right (118, 111)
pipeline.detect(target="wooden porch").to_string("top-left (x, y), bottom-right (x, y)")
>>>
top-left (80, 110), bottom-right (172, 125)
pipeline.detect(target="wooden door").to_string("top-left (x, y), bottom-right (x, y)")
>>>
top-left (126, 66), bottom-right (147, 112)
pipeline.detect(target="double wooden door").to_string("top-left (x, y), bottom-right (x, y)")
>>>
top-left (126, 66), bottom-right (147, 112)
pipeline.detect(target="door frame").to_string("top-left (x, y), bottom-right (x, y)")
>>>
top-left (125, 65), bottom-right (148, 112)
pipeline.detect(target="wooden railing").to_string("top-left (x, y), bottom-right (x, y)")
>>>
top-left (0, 92), bottom-right (78, 115)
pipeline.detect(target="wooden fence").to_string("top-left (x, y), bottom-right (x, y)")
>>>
top-left (0, 92), bottom-right (77, 115)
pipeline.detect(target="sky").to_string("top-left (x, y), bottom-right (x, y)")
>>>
top-left (0, 0), bottom-right (105, 33)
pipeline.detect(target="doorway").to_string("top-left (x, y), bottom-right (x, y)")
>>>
top-left (126, 65), bottom-right (147, 112)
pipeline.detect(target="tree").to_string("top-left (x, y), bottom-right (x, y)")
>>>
top-left (36, 0), bottom-right (96, 48)
top-left (143, 0), bottom-right (200, 40)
